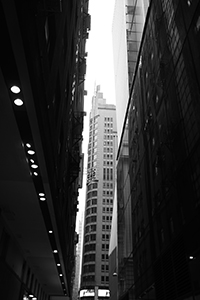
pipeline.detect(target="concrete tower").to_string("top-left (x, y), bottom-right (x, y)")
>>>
top-left (80, 86), bottom-right (117, 300)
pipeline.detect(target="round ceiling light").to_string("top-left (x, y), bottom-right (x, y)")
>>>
top-left (31, 164), bottom-right (38, 169)
top-left (27, 150), bottom-right (35, 155)
top-left (11, 85), bottom-right (20, 94)
top-left (14, 98), bottom-right (23, 106)
top-left (39, 197), bottom-right (46, 201)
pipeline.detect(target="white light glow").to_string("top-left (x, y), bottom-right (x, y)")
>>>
top-left (49, 230), bottom-right (53, 234)
top-left (33, 172), bottom-right (38, 176)
top-left (57, 263), bottom-right (61, 266)
top-left (31, 164), bottom-right (38, 169)
top-left (53, 250), bottom-right (58, 253)
top-left (26, 143), bottom-right (31, 148)
top-left (14, 98), bottom-right (23, 106)
top-left (28, 150), bottom-right (35, 155)
top-left (40, 197), bottom-right (46, 201)
top-left (39, 193), bottom-right (45, 196)
top-left (80, 290), bottom-right (95, 297)
top-left (30, 159), bottom-right (34, 163)
top-left (60, 274), bottom-right (63, 276)
top-left (11, 85), bottom-right (20, 94)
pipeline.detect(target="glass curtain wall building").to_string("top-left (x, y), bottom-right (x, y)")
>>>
top-left (109, 1), bottom-right (149, 300)
top-left (115, 0), bottom-right (200, 299)
top-left (80, 86), bottom-right (117, 300)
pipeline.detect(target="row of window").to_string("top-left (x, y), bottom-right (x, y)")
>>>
top-left (104, 117), bottom-right (113, 122)
top-left (103, 160), bottom-right (113, 166)
top-left (103, 182), bottom-right (113, 188)
top-left (83, 264), bottom-right (95, 273)
top-left (101, 276), bottom-right (109, 283)
top-left (85, 234), bottom-right (96, 243)
top-left (103, 190), bottom-right (113, 196)
top-left (103, 215), bottom-right (112, 223)
top-left (87, 182), bottom-right (98, 191)
top-left (104, 141), bottom-right (113, 146)
top-left (102, 207), bottom-right (113, 213)
top-left (82, 275), bottom-right (95, 283)
top-left (85, 224), bottom-right (96, 233)
top-left (102, 224), bottom-right (111, 231)
top-left (86, 207), bottom-right (97, 216)
top-left (103, 147), bottom-right (113, 153)
top-left (88, 148), bottom-right (97, 156)
top-left (102, 234), bottom-right (110, 240)
top-left (103, 154), bottom-right (113, 160)
top-left (84, 243), bottom-right (96, 252)
top-left (83, 253), bottom-right (95, 263)
top-left (86, 198), bottom-right (97, 208)
top-left (104, 129), bottom-right (113, 133)
top-left (101, 264), bottom-right (109, 272)
top-left (104, 123), bottom-right (113, 128)
top-left (103, 168), bottom-right (113, 181)
top-left (87, 190), bottom-right (97, 199)
top-left (102, 243), bottom-right (109, 251)
top-left (103, 198), bottom-right (113, 205)
top-left (104, 134), bottom-right (114, 140)
top-left (85, 216), bottom-right (97, 224)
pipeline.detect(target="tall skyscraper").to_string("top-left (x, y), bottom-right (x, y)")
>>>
top-left (80, 86), bottom-right (117, 299)
top-left (109, 1), bottom-right (149, 300)
top-left (113, 0), bottom-right (200, 300)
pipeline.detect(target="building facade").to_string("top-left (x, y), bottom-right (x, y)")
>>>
top-left (73, 216), bottom-right (84, 300)
top-left (116, 0), bottom-right (200, 299)
top-left (0, 0), bottom-right (90, 299)
top-left (80, 86), bottom-right (117, 300)
top-left (109, 1), bottom-right (149, 300)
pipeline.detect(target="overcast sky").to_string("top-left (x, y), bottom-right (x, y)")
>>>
top-left (76, 0), bottom-right (116, 228)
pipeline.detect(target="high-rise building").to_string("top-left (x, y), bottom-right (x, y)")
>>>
top-left (115, 0), bottom-right (200, 300)
top-left (109, 1), bottom-right (149, 300)
top-left (0, 0), bottom-right (90, 299)
top-left (80, 86), bottom-right (117, 300)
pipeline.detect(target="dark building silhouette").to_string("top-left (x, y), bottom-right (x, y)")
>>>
top-left (115, 0), bottom-right (200, 299)
top-left (0, 0), bottom-right (90, 299)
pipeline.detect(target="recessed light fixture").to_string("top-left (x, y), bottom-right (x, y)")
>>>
top-left (26, 143), bottom-right (31, 148)
top-left (39, 193), bottom-right (45, 196)
top-left (60, 274), bottom-right (63, 277)
top-left (57, 263), bottom-right (61, 266)
top-left (189, 256), bottom-right (195, 260)
top-left (33, 172), bottom-right (38, 176)
top-left (31, 164), bottom-right (38, 169)
top-left (30, 159), bottom-right (34, 163)
top-left (11, 85), bottom-right (20, 94)
top-left (40, 197), bottom-right (46, 201)
top-left (28, 150), bottom-right (35, 155)
top-left (49, 230), bottom-right (53, 234)
top-left (14, 98), bottom-right (23, 106)
top-left (53, 250), bottom-right (58, 253)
